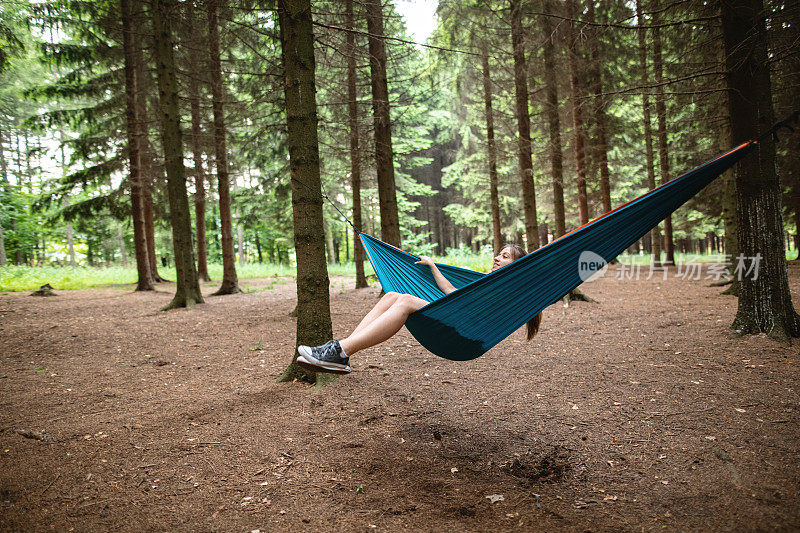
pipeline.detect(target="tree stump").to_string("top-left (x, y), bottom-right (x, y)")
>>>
top-left (30, 284), bottom-right (57, 297)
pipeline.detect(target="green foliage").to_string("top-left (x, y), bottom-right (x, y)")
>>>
top-left (2, 0), bottom-right (796, 298)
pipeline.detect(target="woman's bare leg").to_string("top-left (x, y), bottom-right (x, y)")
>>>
top-left (349, 291), bottom-right (400, 337)
top-left (339, 294), bottom-right (428, 356)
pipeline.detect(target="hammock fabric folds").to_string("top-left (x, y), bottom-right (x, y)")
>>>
top-left (359, 141), bottom-right (755, 361)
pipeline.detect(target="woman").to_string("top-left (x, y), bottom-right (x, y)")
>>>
top-left (296, 244), bottom-right (542, 374)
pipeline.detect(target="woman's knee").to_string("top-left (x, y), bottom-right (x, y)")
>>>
top-left (395, 293), bottom-right (426, 312)
top-left (383, 291), bottom-right (400, 302)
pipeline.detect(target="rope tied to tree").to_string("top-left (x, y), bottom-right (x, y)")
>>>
top-left (289, 175), bottom-right (361, 234)
top-left (756, 110), bottom-right (800, 144)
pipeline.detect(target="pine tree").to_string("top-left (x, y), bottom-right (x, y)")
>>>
top-left (207, 0), bottom-right (241, 294)
top-left (276, 0), bottom-right (335, 385)
top-left (151, 0), bottom-right (204, 309)
top-left (345, 0), bottom-right (368, 288)
top-left (365, 0), bottom-right (401, 247)
top-left (636, 0), bottom-right (662, 266)
top-left (121, 0), bottom-right (154, 290)
top-left (509, 0), bottom-right (539, 249)
top-left (721, 0), bottom-right (800, 340)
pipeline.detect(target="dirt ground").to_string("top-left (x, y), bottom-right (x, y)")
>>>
top-left (1, 263), bottom-right (799, 532)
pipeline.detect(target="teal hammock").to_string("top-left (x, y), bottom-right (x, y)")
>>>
top-left (358, 140), bottom-right (756, 361)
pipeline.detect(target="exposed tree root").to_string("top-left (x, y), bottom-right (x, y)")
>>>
top-left (721, 282), bottom-right (740, 297)
top-left (562, 288), bottom-right (597, 306)
top-left (212, 281), bottom-right (242, 296)
top-left (30, 284), bottom-right (57, 297)
top-left (709, 277), bottom-right (733, 287)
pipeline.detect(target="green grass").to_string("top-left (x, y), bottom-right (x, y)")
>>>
top-left (0, 265), bottom-right (140, 292)
top-left (0, 261), bottom-right (375, 292)
top-left (1, 249), bottom-right (797, 292)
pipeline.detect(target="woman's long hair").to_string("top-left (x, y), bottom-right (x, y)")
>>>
top-left (502, 243), bottom-right (542, 340)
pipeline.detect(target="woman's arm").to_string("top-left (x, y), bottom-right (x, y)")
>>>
top-left (415, 256), bottom-right (457, 294)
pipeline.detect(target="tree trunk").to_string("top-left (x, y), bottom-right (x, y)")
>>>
top-left (0, 127), bottom-right (6, 266)
top-left (255, 233), bottom-right (263, 263)
top-left (276, 0), bottom-right (336, 386)
top-left (652, 5), bottom-right (675, 265)
top-left (122, 0), bottom-right (154, 290)
top-left (586, 1), bottom-right (611, 214)
top-left (541, 1), bottom-right (566, 239)
top-left (65, 202), bottom-right (75, 266)
top-left (720, 120), bottom-right (740, 295)
top-left (567, 0), bottom-right (589, 226)
top-left (118, 226), bottom-right (127, 266)
top-left (143, 183), bottom-right (166, 280)
top-left (234, 175), bottom-right (245, 264)
top-left (636, 0), bottom-right (662, 266)
top-left (151, 0), bottom-right (204, 310)
top-left (207, 0), bottom-right (241, 294)
top-left (187, 0), bottom-right (211, 282)
top-left (365, 0), bottom-right (401, 247)
top-left (510, 0), bottom-right (540, 249)
top-left (24, 131), bottom-right (32, 194)
top-left (344, 225), bottom-right (349, 262)
top-left (237, 222), bottom-right (245, 263)
top-left (324, 217), bottom-right (335, 263)
top-left (480, 45), bottom-right (503, 252)
top-left (131, 4), bottom-right (166, 283)
top-left (722, 0), bottom-right (800, 340)
top-left (0, 220), bottom-right (5, 267)
top-left (345, 0), bottom-right (367, 288)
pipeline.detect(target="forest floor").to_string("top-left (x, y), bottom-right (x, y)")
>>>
top-left (1, 262), bottom-right (799, 532)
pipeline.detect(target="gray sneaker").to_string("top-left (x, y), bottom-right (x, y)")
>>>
top-left (296, 340), bottom-right (351, 374)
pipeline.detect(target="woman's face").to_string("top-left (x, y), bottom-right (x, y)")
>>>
top-left (492, 247), bottom-right (516, 271)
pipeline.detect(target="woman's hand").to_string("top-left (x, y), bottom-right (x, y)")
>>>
top-left (416, 255), bottom-right (456, 294)
top-left (415, 256), bottom-right (435, 268)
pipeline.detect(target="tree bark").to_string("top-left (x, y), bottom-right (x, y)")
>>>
top-left (510, 0), bottom-right (540, 249)
top-left (187, 0), bottom-right (211, 282)
top-left (636, 0), bottom-right (662, 266)
top-left (151, 0), bottom-right (204, 310)
top-left (720, 119), bottom-right (740, 295)
top-left (0, 128), bottom-right (6, 266)
top-left (541, 1), bottom-right (566, 239)
top-left (586, 1), bottom-right (611, 214)
top-left (122, 0), bottom-right (154, 290)
top-left (345, 0), bottom-right (368, 288)
top-left (130, 2), bottom-right (166, 282)
top-left (652, 4), bottom-right (675, 264)
top-left (207, 0), bottom-right (241, 294)
top-left (481, 45), bottom-right (503, 253)
top-left (118, 226), bottom-right (128, 266)
top-left (0, 218), bottom-right (5, 266)
top-left (567, 0), bottom-right (589, 226)
top-left (276, 0), bottom-right (336, 386)
top-left (722, 0), bottom-right (800, 340)
top-left (65, 199), bottom-right (75, 266)
top-left (365, 0), bottom-right (401, 247)
top-left (324, 216), bottom-right (335, 263)
top-left (142, 185), bottom-right (166, 279)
